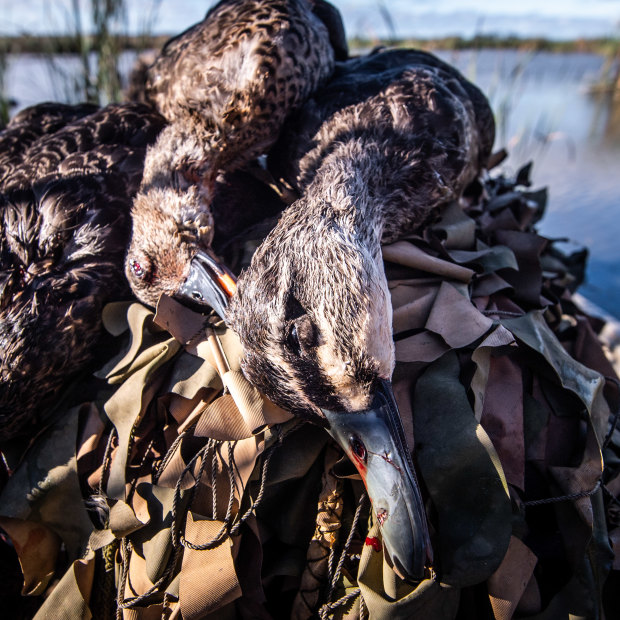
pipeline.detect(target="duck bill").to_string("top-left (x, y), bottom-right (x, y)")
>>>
top-left (175, 249), bottom-right (237, 318)
top-left (321, 379), bottom-right (431, 581)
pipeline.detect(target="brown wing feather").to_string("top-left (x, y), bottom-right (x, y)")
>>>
top-left (270, 48), bottom-right (495, 212)
top-left (145, 0), bottom-right (343, 169)
top-left (0, 103), bottom-right (165, 441)
top-left (0, 102), bottom-right (98, 190)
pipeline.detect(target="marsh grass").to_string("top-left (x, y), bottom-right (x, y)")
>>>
top-left (376, 0), bottom-right (397, 47)
top-left (588, 41), bottom-right (620, 96)
top-left (46, 0), bottom-right (127, 104)
top-left (363, 1), bottom-right (572, 164)
top-left (33, 0), bottom-right (162, 106)
top-left (0, 40), bottom-right (10, 127)
top-left (3, 0), bottom-right (616, 161)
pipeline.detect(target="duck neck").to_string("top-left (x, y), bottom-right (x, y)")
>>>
top-left (302, 141), bottom-right (390, 255)
top-left (301, 134), bottom-right (446, 245)
top-left (140, 123), bottom-right (218, 198)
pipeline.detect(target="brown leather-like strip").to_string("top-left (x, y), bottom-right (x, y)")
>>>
top-left (383, 240), bottom-right (474, 283)
top-left (178, 514), bottom-right (241, 620)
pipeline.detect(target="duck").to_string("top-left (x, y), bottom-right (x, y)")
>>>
top-left (216, 48), bottom-right (497, 581)
top-left (0, 102), bottom-right (166, 442)
top-left (0, 102), bottom-right (99, 188)
top-left (124, 0), bottom-right (347, 316)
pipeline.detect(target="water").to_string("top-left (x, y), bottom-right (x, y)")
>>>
top-left (4, 49), bottom-right (620, 317)
top-left (434, 50), bottom-right (620, 318)
top-left (4, 51), bottom-right (140, 108)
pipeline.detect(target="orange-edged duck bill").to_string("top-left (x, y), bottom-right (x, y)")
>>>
top-left (321, 379), bottom-right (432, 581)
top-left (175, 249), bottom-right (237, 318)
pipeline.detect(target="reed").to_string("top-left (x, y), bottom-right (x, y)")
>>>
top-left (0, 39), bottom-right (9, 127)
top-left (92, 0), bottom-right (127, 104)
top-left (588, 39), bottom-right (620, 95)
top-left (377, 0), bottom-right (397, 46)
top-left (37, 0), bottom-right (153, 106)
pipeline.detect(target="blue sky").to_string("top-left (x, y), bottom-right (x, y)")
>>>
top-left (1, 0), bottom-right (619, 39)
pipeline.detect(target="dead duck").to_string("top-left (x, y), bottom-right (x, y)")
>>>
top-left (0, 102), bottom-right (165, 442)
top-left (124, 0), bottom-right (347, 315)
top-left (218, 48), bottom-right (496, 580)
top-left (0, 102), bottom-right (99, 188)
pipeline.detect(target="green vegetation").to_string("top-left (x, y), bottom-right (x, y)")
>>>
top-left (0, 39), bottom-right (10, 127)
top-left (1, 33), bottom-right (617, 56)
top-left (348, 35), bottom-right (620, 56)
top-left (586, 39), bottom-right (620, 95)
top-left (0, 0), bottom-right (164, 109)
top-left (0, 9), bottom-right (617, 120)
top-left (0, 33), bottom-right (171, 56)
top-left (43, 0), bottom-right (141, 104)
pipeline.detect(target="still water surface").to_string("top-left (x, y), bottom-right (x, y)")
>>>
top-left (437, 50), bottom-right (620, 318)
top-left (6, 49), bottom-right (620, 316)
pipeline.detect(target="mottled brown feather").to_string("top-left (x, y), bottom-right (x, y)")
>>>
top-left (228, 49), bottom-right (495, 421)
top-left (126, 0), bottom-right (346, 308)
top-left (0, 102), bottom-right (165, 441)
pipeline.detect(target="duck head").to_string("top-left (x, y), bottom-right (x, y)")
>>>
top-left (225, 191), bottom-right (432, 580)
top-left (125, 123), bottom-right (236, 316)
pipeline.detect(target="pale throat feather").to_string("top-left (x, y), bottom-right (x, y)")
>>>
top-left (303, 152), bottom-right (396, 410)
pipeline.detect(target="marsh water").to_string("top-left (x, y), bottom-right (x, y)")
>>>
top-left (5, 49), bottom-right (620, 317)
top-left (437, 49), bottom-right (620, 320)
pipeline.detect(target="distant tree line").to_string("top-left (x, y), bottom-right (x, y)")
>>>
top-left (0, 33), bottom-right (617, 56)
top-left (349, 35), bottom-right (620, 55)
top-left (0, 34), bottom-right (171, 55)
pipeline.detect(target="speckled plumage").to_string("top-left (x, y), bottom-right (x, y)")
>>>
top-left (0, 102), bottom-right (165, 441)
top-left (270, 48), bottom-right (495, 241)
top-left (126, 0), bottom-right (347, 308)
top-left (146, 0), bottom-right (347, 145)
top-left (228, 49), bottom-right (495, 421)
top-left (0, 102), bottom-right (99, 188)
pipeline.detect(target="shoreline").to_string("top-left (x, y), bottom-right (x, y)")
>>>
top-left (0, 34), bottom-right (618, 56)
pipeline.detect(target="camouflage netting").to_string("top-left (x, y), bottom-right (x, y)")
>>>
top-left (1, 160), bottom-right (619, 619)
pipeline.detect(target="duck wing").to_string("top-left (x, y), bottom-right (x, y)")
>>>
top-left (308, 0), bottom-right (348, 61)
top-left (0, 103), bottom-right (165, 441)
top-left (270, 48), bottom-right (495, 202)
top-left (0, 102), bottom-right (98, 190)
top-left (145, 0), bottom-right (343, 168)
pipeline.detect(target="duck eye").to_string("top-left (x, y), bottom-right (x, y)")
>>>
top-left (286, 315), bottom-right (319, 357)
top-left (130, 259), bottom-right (147, 279)
top-left (287, 323), bottom-right (302, 356)
top-left (350, 436), bottom-right (367, 463)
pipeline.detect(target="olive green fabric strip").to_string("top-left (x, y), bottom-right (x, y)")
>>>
top-left (102, 303), bottom-right (182, 501)
top-left (178, 514), bottom-right (242, 620)
top-left (0, 404), bottom-right (93, 561)
top-left (0, 516), bottom-right (60, 596)
top-left (447, 244), bottom-right (519, 274)
top-left (33, 551), bottom-right (96, 620)
top-left (487, 535), bottom-right (538, 620)
top-left (431, 199), bottom-right (476, 250)
top-left (383, 240), bottom-right (474, 282)
top-left (424, 281), bottom-right (493, 348)
top-left (413, 351), bottom-right (512, 587)
top-left (470, 324), bottom-right (516, 422)
top-left (99, 303), bottom-right (163, 381)
top-left (357, 523), bottom-right (460, 619)
top-left (104, 339), bottom-right (180, 501)
top-left (502, 311), bottom-right (605, 434)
